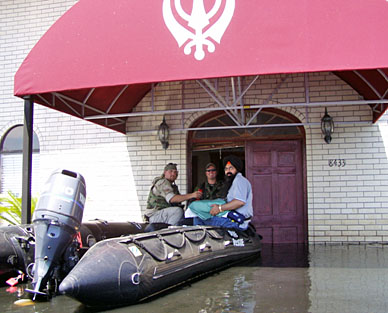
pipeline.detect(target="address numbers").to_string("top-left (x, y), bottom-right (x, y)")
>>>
top-left (328, 159), bottom-right (346, 167)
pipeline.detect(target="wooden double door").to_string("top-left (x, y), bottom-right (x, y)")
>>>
top-left (246, 140), bottom-right (306, 244)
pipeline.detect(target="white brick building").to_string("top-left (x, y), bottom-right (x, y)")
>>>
top-left (1, 0), bottom-right (388, 244)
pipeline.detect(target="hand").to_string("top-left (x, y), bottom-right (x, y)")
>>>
top-left (210, 204), bottom-right (220, 216)
top-left (192, 190), bottom-right (202, 199)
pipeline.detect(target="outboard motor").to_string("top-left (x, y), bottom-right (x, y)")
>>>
top-left (27, 169), bottom-right (86, 299)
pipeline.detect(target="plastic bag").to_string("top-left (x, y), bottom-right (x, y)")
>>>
top-left (188, 199), bottom-right (227, 220)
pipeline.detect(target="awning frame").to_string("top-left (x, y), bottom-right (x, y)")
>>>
top-left (77, 71), bottom-right (388, 133)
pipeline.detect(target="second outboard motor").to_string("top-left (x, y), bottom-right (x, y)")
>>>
top-left (27, 169), bottom-right (86, 299)
top-left (0, 224), bottom-right (35, 281)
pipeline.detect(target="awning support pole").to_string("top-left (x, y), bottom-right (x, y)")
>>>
top-left (181, 81), bottom-right (185, 129)
top-left (86, 98), bottom-right (388, 120)
top-left (22, 95), bottom-right (34, 224)
top-left (151, 83), bottom-right (155, 112)
top-left (304, 73), bottom-right (310, 123)
top-left (237, 77), bottom-right (245, 124)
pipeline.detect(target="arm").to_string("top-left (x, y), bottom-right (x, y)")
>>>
top-left (155, 178), bottom-right (202, 205)
top-left (170, 190), bottom-right (202, 204)
top-left (209, 199), bottom-right (245, 216)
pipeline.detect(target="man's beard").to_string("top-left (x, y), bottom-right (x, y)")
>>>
top-left (219, 172), bottom-right (236, 198)
top-left (225, 172), bottom-right (236, 183)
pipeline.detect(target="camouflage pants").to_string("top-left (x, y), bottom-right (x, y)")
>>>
top-left (148, 206), bottom-right (183, 225)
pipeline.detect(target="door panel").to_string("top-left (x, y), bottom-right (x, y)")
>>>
top-left (247, 140), bottom-right (305, 244)
top-left (278, 227), bottom-right (298, 243)
top-left (252, 174), bottom-right (273, 215)
top-left (278, 174), bottom-right (297, 215)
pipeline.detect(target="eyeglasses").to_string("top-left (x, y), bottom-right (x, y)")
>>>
top-left (206, 169), bottom-right (216, 172)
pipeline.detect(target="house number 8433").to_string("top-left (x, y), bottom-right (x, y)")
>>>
top-left (328, 159), bottom-right (346, 167)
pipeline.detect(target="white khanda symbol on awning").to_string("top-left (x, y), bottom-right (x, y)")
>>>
top-left (163, 0), bottom-right (235, 61)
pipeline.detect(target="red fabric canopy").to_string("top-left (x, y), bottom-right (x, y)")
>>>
top-left (14, 0), bottom-right (388, 132)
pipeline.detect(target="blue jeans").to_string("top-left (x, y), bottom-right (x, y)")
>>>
top-left (193, 216), bottom-right (241, 230)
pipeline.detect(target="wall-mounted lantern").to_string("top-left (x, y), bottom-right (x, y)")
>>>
top-left (321, 107), bottom-right (334, 144)
top-left (157, 116), bottom-right (169, 150)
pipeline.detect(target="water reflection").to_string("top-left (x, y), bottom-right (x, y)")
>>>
top-left (2, 244), bottom-right (388, 313)
top-left (259, 243), bottom-right (310, 267)
top-left (308, 244), bottom-right (388, 313)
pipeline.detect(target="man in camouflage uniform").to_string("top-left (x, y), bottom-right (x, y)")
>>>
top-left (145, 163), bottom-right (202, 225)
top-left (197, 163), bottom-right (224, 200)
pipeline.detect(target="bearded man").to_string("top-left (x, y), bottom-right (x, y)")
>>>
top-left (193, 155), bottom-right (253, 230)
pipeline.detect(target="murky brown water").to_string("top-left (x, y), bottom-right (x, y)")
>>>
top-left (2, 244), bottom-right (388, 313)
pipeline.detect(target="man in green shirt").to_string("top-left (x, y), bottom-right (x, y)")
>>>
top-left (197, 163), bottom-right (224, 200)
top-left (145, 163), bottom-right (202, 225)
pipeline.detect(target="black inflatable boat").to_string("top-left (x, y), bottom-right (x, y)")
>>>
top-left (59, 224), bottom-right (261, 307)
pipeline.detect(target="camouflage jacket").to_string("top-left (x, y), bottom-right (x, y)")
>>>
top-left (145, 176), bottom-right (180, 217)
top-left (197, 180), bottom-right (225, 200)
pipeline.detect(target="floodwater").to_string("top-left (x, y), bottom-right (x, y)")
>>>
top-left (1, 244), bottom-right (388, 313)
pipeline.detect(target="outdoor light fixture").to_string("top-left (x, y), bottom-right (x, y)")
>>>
top-left (321, 107), bottom-right (334, 144)
top-left (157, 116), bottom-right (170, 150)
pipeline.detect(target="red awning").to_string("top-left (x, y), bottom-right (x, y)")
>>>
top-left (14, 0), bottom-right (388, 133)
